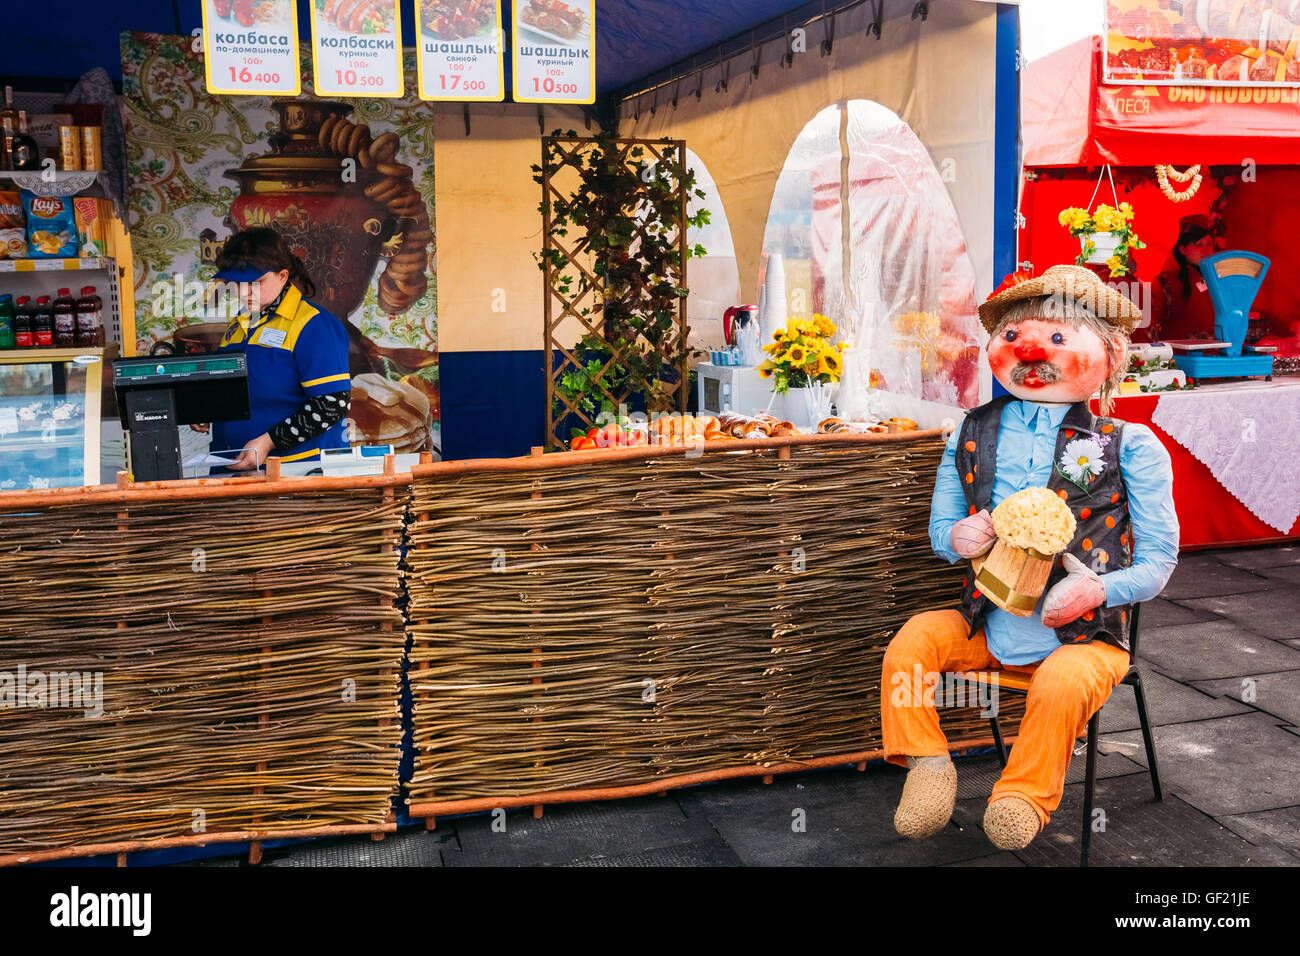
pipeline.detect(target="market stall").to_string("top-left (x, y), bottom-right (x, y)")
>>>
top-left (1021, 28), bottom-right (1300, 547)
top-left (0, 0), bottom-right (1020, 865)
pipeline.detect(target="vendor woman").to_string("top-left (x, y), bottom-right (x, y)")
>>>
top-left (194, 228), bottom-right (352, 469)
top-left (1152, 214), bottom-right (1220, 341)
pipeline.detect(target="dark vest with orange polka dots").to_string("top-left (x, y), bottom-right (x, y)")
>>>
top-left (953, 395), bottom-right (1134, 654)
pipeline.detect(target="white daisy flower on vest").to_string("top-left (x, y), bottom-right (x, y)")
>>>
top-left (1059, 438), bottom-right (1105, 484)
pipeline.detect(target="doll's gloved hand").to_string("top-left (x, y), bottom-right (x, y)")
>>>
top-left (950, 509), bottom-right (996, 559)
top-left (1040, 553), bottom-right (1108, 628)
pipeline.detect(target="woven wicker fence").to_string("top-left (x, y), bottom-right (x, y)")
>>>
top-left (407, 434), bottom-right (1024, 811)
top-left (0, 479), bottom-right (407, 864)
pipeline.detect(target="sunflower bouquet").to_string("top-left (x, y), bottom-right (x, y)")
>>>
top-left (757, 314), bottom-right (846, 393)
top-left (1058, 202), bottom-right (1146, 278)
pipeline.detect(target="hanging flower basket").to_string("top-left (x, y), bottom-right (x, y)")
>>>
top-left (1082, 231), bottom-right (1122, 265)
top-left (1059, 202), bottom-right (1146, 278)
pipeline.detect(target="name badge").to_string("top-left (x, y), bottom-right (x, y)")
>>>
top-left (257, 328), bottom-right (288, 348)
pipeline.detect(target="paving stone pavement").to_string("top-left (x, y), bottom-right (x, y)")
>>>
top-left (188, 544), bottom-right (1300, 867)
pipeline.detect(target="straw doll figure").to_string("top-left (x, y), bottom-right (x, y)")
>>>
top-left (881, 265), bottom-right (1179, 851)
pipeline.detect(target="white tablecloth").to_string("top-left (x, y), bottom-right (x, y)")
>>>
top-left (1150, 380), bottom-right (1300, 534)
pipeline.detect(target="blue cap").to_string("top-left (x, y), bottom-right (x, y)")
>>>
top-left (212, 261), bottom-right (267, 282)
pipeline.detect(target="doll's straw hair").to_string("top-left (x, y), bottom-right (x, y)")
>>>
top-left (992, 296), bottom-right (1129, 416)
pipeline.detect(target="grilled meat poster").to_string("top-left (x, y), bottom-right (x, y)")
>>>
top-left (309, 0), bottom-right (405, 97)
top-left (201, 0), bottom-right (300, 95)
top-left (511, 0), bottom-right (595, 103)
top-left (1105, 0), bottom-right (1300, 85)
top-left (417, 0), bottom-right (505, 100)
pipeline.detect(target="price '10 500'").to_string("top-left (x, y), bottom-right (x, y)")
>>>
top-left (439, 75), bottom-right (487, 91)
top-left (532, 77), bottom-right (578, 95)
top-left (335, 70), bottom-right (386, 87)
top-left (228, 67), bottom-right (281, 84)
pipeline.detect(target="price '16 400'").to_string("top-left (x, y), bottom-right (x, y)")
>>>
top-left (439, 75), bottom-right (486, 91)
top-left (228, 67), bottom-right (281, 84)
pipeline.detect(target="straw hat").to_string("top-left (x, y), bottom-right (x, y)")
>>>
top-left (977, 264), bottom-right (1143, 335)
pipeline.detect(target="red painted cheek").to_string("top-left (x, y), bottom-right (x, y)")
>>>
top-left (987, 344), bottom-right (1017, 380)
top-left (1055, 347), bottom-right (1107, 387)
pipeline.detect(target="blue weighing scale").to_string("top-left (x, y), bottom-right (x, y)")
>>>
top-left (1170, 250), bottom-right (1275, 381)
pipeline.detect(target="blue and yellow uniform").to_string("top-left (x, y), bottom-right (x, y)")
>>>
top-left (211, 284), bottom-right (351, 462)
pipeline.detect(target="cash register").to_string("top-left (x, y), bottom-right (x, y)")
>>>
top-left (1169, 250), bottom-right (1276, 382)
top-left (113, 353), bottom-right (250, 481)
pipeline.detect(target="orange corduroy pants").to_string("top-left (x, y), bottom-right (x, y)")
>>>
top-left (880, 609), bottom-right (1131, 827)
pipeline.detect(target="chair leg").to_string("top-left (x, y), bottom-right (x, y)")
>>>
top-left (990, 717), bottom-right (1008, 767)
top-left (1081, 712), bottom-right (1099, 868)
top-left (1131, 674), bottom-right (1163, 801)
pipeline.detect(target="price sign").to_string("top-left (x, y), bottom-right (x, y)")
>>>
top-left (309, 0), bottom-right (405, 98)
top-left (511, 0), bottom-right (595, 104)
top-left (201, 0), bottom-right (301, 96)
top-left (416, 1), bottom-right (505, 101)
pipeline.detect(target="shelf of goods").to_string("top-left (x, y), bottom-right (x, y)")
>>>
top-left (0, 348), bottom-right (102, 491)
top-left (0, 258), bottom-right (126, 357)
top-left (0, 433), bottom-right (1020, 865)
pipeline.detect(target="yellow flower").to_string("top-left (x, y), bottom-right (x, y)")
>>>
top-left (1119, 201), bottom-right (1134, 221)
top-left (817, 351), bottom-right (843, 377)
top-left (787, 345), bottom-right (808, 365)
top-left (1106, 254), bottom-right (1126, 277)
top-left (1060, 207), bottom-right (1091, 232)
top-left (757, 360), bottom-right (774, 378)
top-left (813, 314), bottom-right (836, 337)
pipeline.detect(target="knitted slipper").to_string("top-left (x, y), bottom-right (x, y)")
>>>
top-left (893, 760), bottom-right (958, 840)
top-left (983, 796), bottom-right (1042, 850)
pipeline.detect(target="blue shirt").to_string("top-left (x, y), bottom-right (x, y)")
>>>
top-left (929, 399), bottom-right (1179, 665)
top-left (211, 285), bottom-right (351, 463)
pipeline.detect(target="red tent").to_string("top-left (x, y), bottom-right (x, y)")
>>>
top-left (1024, 35), bottom-right (1300, 167)
top-left (1021, 35), bottom-right (1300, 549)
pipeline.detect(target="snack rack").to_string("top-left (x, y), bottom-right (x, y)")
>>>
top-left (0, 169), bottom-right (136, 355)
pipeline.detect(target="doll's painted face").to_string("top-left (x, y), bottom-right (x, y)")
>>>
top-left (987, 316), bottom-right (1117, 404)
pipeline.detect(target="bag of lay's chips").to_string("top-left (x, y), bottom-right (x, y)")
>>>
top-left (0, 190), bottom-right (25, 259)
top-left (21, 190), bottom-right (79, 258)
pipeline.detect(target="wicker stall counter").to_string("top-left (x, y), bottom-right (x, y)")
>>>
top-left (0, 463), bottom-right (409, 866)
top-left (405, 431), bottom-right (1022, 822)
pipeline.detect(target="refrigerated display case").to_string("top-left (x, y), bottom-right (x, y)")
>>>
top-left (0, 348), bottom-right (102, 490)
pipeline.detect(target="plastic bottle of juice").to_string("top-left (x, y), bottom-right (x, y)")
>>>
top-left (75, 285), bottom-right (102, 347)
top-left (53, 287), bottom-right (76, 347)
top-left (0, 294), bottom-right (15, 349)
top-left (12, 296), bottom-right (33, 348)
top-left (33, 295), bottom-right (53, 347)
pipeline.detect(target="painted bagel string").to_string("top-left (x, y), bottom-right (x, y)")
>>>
top-left (317, 116), bottom-right (432, 314)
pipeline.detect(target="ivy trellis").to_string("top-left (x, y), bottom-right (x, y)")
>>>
top-left (537, 132), bottom-right (702, 449)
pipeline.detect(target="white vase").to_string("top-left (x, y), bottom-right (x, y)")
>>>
top-left (835, 342), bottom-right (872, 421)
top-left (1082, 232), bottom-right (1122, 264)
top-left (781, 383), bottom-right (833, 432)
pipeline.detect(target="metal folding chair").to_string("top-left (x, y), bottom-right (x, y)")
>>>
top-left (956, 603), bottom-right (1162, 866)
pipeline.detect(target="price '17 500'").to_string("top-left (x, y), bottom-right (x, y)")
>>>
top-left (228, 67), bottom-right (281, 84)
top-left (439, 75), bottom-right (487, 91)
